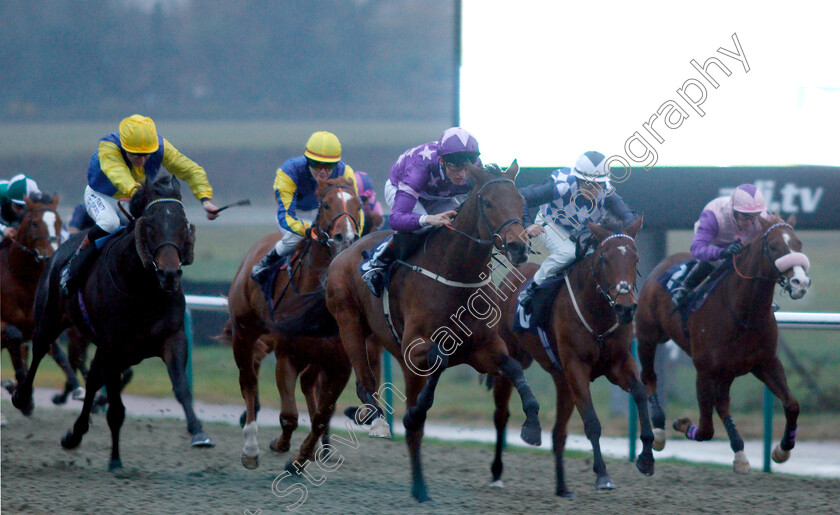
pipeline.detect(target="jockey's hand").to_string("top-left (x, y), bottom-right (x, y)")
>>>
top-left (426, 210), bottom-right (457, 227)
top-left (202, 199), bottom-right (220, 220)
top-left (2, 227), bottom-right (17, 239)
top-left (525, 224), bottom-right (545, 237)
top-left (720, 240), bottom-right (743, 260)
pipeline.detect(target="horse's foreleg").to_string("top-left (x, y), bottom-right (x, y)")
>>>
top-left (233, 325), bottom-right (261, 468)
top-left (488, 374), bottom-right (513, 488)
top-left (551, 372), bottom-right (576, 498)
top-left (50, 340), bottom-right (83, 405)
top-left (674, 372), bottom-right (717, 443)
top-left (753, 358), bottom-right (799, 464)
top-left (609, 357), bottom-right (655, 476)
top-left (401, 367), bottom-right (436, 504)
top-left (637, 336), bottom-right (667, 449)
top-left (61, 350), bottom-right (106, 450)
top-left (496, 354), bottom-right (542, 446)
top-left (566, 361), bottom-right (614, 490)
top-left (270, 354), bottom-right (300, 454)
top-left (299, 364), bottom-right (328, 446)
top-left (3, 325), bottom-right (27, 394)
top-left (163, 332), bottom-right (213, 448)
top-left (103, 366), bottom-right (126, 472)
top-left (11, 330), bottom-right (50, 416)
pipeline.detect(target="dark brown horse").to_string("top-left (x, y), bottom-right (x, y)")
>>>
top-left (490, 216), bottom-right (652, 497)
top-left (635, 214), bottom-right (811, 472)
top-left (226, 176), bottom-right (363, 469)
top-left (279, 162), bottom-right (541, 503)
top-left (1, 194), bottom-right (83, 406)
top-left (12, 174), bottom-right (212, 470)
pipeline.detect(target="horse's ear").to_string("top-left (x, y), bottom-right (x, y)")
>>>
top-left (625, 215), bottom-right (643, 238)
top-left (588, 221), bottom-right (609, 242)
top-left (134, 217), bottom-right (154, 268)
top-left (467, 163), bottom-right (490, 186)
top-left (50, 193), bottom-right (59, 209)
top-left (181, 223), bottom-right (196, 265)
top-left (24, 196), bottom-right (35, 210)
top-left (504, 159), bottom-right (519, 181)
top-left (786, 213), bottom-right (797, 228)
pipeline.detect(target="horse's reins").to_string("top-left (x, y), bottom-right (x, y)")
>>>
top-left (731, 222), bottom-right (798, 287)
top-left (565, 233), bottom-right (636, 344)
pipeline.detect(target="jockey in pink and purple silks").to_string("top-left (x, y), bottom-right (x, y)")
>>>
top-left (671, 183), bottom-right (769, 306)
top-left (360, 127), bottom-right (482, 297)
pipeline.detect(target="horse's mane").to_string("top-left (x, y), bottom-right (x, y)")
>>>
top-left (596, 214), bottom-right (625, 235)
top-left (129, 174), bottom-right (183, 219)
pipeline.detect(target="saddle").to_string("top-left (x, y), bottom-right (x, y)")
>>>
top-left (254, 250), bottom-right (302, 305)
top-left (658, 259), bottom-right (731, 320)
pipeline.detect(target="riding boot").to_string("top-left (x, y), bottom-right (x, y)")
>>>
top-left (60, 231), bottom-right (103, 297)
top-left (250, 248), bottom-right (283, 283)
top-left (361, 236), bottom-right (396, 297)
top-left (671, 261), bottom-right (714, 306)
top-left (519, 281), bottom-right (539, 314)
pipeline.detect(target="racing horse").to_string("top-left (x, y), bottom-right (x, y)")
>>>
top-left (12, 174), bottom-right (212, 470)
top-left (278, 161), bottom-right (542, 503)
top-left (1, 193), bottom-right (83, 406)
top-left (635, 214), bottom-right (811, 472)
top-left (226, 176), bottom-right (363, 469)
top-left (488, 216), bottom-right (652, 497)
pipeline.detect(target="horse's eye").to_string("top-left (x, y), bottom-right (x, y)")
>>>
top-left (484, 201), bottom-right (493, 209)
top-left (322, 202), bottom-right (329, 210)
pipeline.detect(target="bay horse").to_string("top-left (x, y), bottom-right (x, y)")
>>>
top-left (226, 176), bottom-right (363, 469)
top-left (489, 216), bottom-right (653, 497)
top-left (279, 162), bottom-right (542, 503)
top-left (1, 193), bottom-right (83, 406)
top-left (635, 214), bottom-right (811, 473)
top-left (12, 174), bottom-right (212, 470)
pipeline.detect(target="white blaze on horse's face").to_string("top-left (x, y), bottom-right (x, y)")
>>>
top-left (42, 211), bottom-right (58, 251)
top-left (777, 232), bottom-right (811, 300)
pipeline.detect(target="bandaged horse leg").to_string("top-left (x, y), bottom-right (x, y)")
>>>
top-left (497, 354), bottom-right (542, 446)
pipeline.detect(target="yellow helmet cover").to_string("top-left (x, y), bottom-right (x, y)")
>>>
top-left (119, 114), bottom-right (159, 154)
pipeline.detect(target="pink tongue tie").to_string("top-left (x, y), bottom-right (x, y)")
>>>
top-left (775, 252), bottom-right (810, 272)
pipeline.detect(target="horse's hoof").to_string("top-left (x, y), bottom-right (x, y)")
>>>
top-left (71, 387), bottom-right (86, 401)
top-left (487, 479), bottom-right (504, 489)
top-left (241, 453), bottom-right (260, 469)
top-left (520, 421), bottom-right (542, 447)
top-left (191, 432), bottom-right (215, 448)
top-left (556, 489), bottom-right (576, 499)
top-left (368, 416), bottom-right (392, 439)
top-left (269, 437), bottom-right (291, 454)
top-left (672, 417), bottom-right (692, 433)
top-left (11, 391), bottom-right (33, 416)
top-left (636, 453), bottom-right (655, 476)
top-left (108, 459), bottom-right (123, 472)
top-left (595, 475), bottom-right (617, 490)
top-left (772, 444), bottom-right (791, 464)
top-left (411, 486), bottom-right (433, 504)
top-left (61, 431), bottom-right (81, 449)
top-left (51, 393), bottom-right (68, 405)
top-left (733, 450), bottom-right (751, 473)
top-left (652, 428), bottom-right (666, 451)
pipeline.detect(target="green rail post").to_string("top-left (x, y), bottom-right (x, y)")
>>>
top-left (184, 308), bottom-right (194, 391)
top-left (628, 338), bottom-right (638, 461)
top-left (763, 386), bottom-right (773, 473)
top-left (383, 349), bottom-right (394, 434)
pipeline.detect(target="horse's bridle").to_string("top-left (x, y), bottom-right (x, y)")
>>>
top-left (447, 177), bottom-right (526, 254)
top-left (732, 222), bottom-right (800, 290)
top-left (589, 232), bottom-right (637, 308)
top-left (11, 207), bottom-right (60, 263)
top-left (309, 184), bottom-right (359, 249)
top-left (143, 198), bottom-right (188, 268)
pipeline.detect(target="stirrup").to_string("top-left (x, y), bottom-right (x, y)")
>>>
top-left (362, 268), bottom-right (384, 297)
top-left (671, 286), bottom-right (688, 306)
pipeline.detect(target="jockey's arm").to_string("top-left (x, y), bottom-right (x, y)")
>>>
top-left (98, 141), bottom-right (142, 198)
top-left (604, 191), bottom-right (639, 226)
top-left (388, 188), bottom-right (424, 232)
top-left (519, 176), bottom-right (555, 226)
top-left (273, 169), bottom-right (307, 236)
top-left (160, 139), bottom-right (214, 203)
top-left (690, 210), bottom-right (724, 261)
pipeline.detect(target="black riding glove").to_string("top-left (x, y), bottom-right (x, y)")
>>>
top-left (719, 240), bottom-right (743, 260)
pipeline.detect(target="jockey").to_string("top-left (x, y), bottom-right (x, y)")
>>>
top-left (60, 114), bottom-right (220, 295)
top-left (360, 126), bottom-right (481, 297)
top-left (671, 183), bottom-right (768, 306)
top-left (518, 151), bottom-right (638, 312)
top-left (250, 131), bottom-right (360, 283)
top-left (354, 170), bottom-right (384, 231)
top-left (0, 174), bottom-right (42, 243)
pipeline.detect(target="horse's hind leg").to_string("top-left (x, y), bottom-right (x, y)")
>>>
top-left (11, 303), bottom-right (65, 415)
top-left (270, 353), bottom-right (300, 454)
top-left (488, 374), bottom-right (513, 488)
top-left (103, 366), bottom-right (126, 472)
top-left (753, 357), bottom-right (800, 464)
top-left (336, 312), bottom-right (387, 427)
top-left (50, 340), bottom-right (84, 405)
top-left (232, 323), bottom-right (262, 468)
top-left (62, 350), bottom-right (106, 450)
top-left (163, 332), bottom-right (214, 448)
top-left (551, 372), bottom-right (576, 498)
top-left (496, 353), bottom-right (542, 446)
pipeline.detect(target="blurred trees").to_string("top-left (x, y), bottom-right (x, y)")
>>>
top-left (0, 0), bottom-right (455, 121)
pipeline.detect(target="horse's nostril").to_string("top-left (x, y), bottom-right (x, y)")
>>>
top-left (334, 233), bottom-right (343, 242)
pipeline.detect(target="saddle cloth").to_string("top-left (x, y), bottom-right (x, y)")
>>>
top-left (255, 250), bottom-right (301, 304)
top-left (657, 259), bottom-right (730, 319)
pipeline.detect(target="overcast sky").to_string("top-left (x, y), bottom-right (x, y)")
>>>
top-left (460, 0), bottom-right (839, 168)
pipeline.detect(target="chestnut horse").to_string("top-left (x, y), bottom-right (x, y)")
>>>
top-left (279, 162), bottom-right (542, 503)
top-left (12, 175), bottom-right (211, 470)
top-left (635, 214), bottom-right (811, 473)
top-left (490, 216), bottom-right (653, 497)
top-left (227, 176), bottom-right (362, 469)
top-left (1, 193), bottom-right (83, 406)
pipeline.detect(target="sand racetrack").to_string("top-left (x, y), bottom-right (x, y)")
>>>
top-left (2, 404), bottom-right (838, 514)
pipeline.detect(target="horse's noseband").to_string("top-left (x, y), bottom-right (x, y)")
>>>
top-left (475, 177), bottom-right (525, 253)
top-left (143, 198), bottom-right (188, 267)
top-left (310, 184), bottom-right (359, 249)
top-left (592, 233), bottom-right (638, 307)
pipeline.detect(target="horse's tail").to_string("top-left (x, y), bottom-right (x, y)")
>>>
top-left (274, 288), bottom-right (338, 337)
top-left (212, 318), bottom-right (234, 346)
